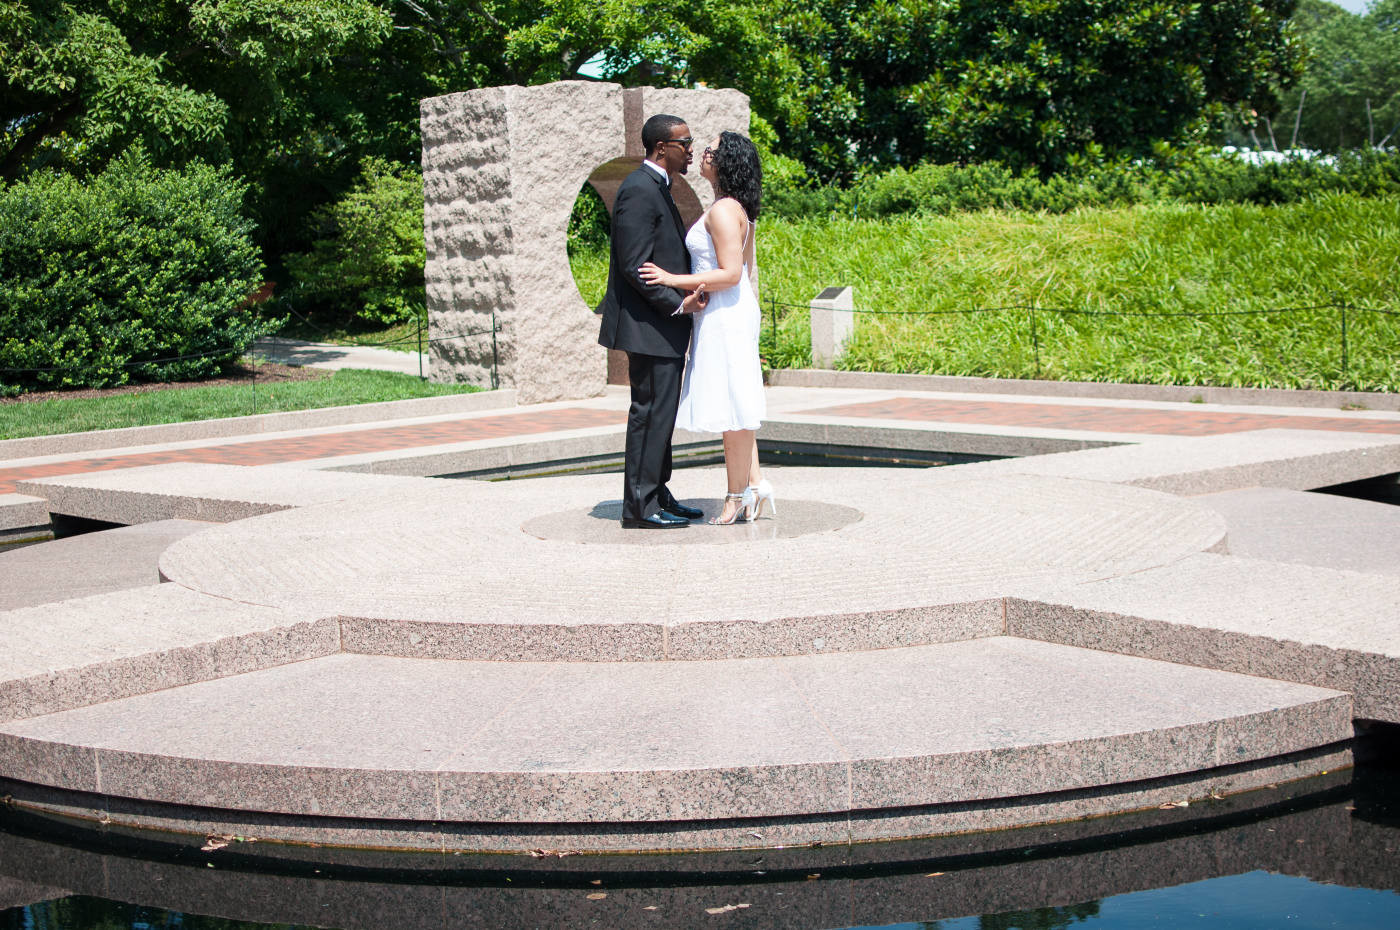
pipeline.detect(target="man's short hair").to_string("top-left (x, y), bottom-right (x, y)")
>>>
top-left (642, 114), bottom-right (687, 157)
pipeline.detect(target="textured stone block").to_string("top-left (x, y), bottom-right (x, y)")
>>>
top-left (421, 82), bottom-right (750, 404)
top-left (810, 285), bottom-right (854, 367)
top-left (0, 493), bottom-right (47, 531)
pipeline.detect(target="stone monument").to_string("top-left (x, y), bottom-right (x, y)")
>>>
top-left (420, 81), bottom-right (751, 403)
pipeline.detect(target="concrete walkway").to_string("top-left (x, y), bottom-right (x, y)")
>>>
top-left (2, 372), bottom-right (1399, 854)
top-left (252, 335), bottom-right (428, 376)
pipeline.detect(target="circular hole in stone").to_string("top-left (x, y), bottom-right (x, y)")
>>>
top-left (567, 181), bottom-right (612, 310)
top-left (521, 499), bottom-right (864, 545)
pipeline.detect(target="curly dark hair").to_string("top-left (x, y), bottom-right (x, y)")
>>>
top-left (711, 130), bottom-right (762, 221)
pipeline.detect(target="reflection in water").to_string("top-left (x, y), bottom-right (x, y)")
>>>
top-left (2, 760), bottom-right (1399, 930)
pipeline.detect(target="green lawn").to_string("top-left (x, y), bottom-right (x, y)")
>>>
top-left (0, 368), bottom-right (481, 440)
top-left (571, 194), bottom-right (1400, 391)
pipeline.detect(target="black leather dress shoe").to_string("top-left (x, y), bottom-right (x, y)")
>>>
top-left (658, 494), bottom-right (703, 520)
top-left (621, 511), bottom-right (689, 529)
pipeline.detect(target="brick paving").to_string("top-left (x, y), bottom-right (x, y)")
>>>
top-left (802, 397), bottom-right (1400, 437)
top-left (7, 391), bottom-right (1400, 498)
top-left (0, 407), bottom-right (622, 495)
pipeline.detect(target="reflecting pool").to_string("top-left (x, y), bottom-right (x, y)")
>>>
top-left (3, 755), bottom-right (1397, 930)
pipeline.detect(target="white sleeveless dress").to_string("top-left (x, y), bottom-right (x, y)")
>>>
top-left (674, 212), bottom-right (766, 433)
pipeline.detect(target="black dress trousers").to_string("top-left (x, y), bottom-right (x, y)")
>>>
top-left (624, 351), bottom-right (684, 521)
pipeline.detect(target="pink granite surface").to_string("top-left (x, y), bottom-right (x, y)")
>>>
top-left (3, 416), bottom-right (1399, 854)
top-left (0, 639), bottom-right (1350, 832)
top-left (150, 468), bottom-right (1224, 660)
top-left (1008, 553), bottom-right (1400, 722)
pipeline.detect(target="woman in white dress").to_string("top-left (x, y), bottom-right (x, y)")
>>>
top-left (639, 131), bottom-right (773, 525)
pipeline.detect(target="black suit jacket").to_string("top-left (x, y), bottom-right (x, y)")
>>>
top-left (597, 165), bottom-right (692, 359)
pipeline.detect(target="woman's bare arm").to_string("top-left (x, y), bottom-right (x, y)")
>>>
top-left (638, 199), bottom-right (748, 291)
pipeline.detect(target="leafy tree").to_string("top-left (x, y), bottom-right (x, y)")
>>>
top-left (0, 1), bottom-right (391, 180)
top-left (1, 0), bottom-right (394, 264)
top-left (759, 0), bottom-right (1306, 179)
top-left (1271, 0), bottom-right (1400, 150)
top-left (282, 156), bottom-right (425, 326)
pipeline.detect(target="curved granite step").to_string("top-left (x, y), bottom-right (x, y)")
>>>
top-left (1008, 552), bottom-right (1400, 722)
top-left (0, 637), bottom-right (1350, 851)
top-left (152, 468), bottom-right (1226, 660)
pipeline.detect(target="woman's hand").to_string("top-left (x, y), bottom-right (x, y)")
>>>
top-left (679, 283), bottom-right (708, 314)
top-left (639, 262), bottom-right (678, 288)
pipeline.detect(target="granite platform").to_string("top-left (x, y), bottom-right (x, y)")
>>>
top-left (3, 384), bottom-right (1400, 856)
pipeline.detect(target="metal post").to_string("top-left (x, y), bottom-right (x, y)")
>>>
top-left (417, 314), bottom-right (424, 380)
top-left (490, 312), bottom-right (500, 390)
top-left (1030, 305), bottom-right (1041, 378)
top-left (768, 295), bottom-right (777, 358)
top-left (1341, 305), bottom-right (1349, 381)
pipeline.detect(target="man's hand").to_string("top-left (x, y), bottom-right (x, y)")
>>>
top-left (679, 284), bottom-right (708, 314)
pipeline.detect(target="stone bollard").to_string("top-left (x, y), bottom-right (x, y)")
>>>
top-left (809, 286), bottom-right (854, 368)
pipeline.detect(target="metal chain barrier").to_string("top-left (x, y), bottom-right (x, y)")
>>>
top-left (764, 295), bottom-right (1398, 381)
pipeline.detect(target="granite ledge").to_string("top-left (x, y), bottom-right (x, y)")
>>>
top-left (1006, 598), bottom-right (1400, 723)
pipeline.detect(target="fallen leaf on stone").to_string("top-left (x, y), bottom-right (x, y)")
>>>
top-left (201, 834), bottom-right (234, 851)
top-left (590, 879), bottom-right (603, 885)
top-left (586, 892), bottom-right (607, 900)
top-left (705, 903), bottom-right (751, 915)
top-left (642, 906), bottom-right (659, 911)
top-left (806, 873), bottom-right (820, 880)
top-left (1209, 791), bottom-right (1225, 800)
top-left (529, 849), bottom-right (576, 858)
top-left (1158, 800), bottom-right (1189, 809)
top-left (926, 872), bottom-right (946, 877)
top-left (748, 831), bottom-right (763, 839)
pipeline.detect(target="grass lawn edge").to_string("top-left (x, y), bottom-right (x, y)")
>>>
top-left (0, 387), bottom-right (516, 458)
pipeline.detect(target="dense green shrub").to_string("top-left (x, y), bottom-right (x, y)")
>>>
top-left (764, 148), bottom-right (1400, 219)
top-left (281, 158), bottom-right (426, 327)
top-left (0, 150), bottom-right (264, 395)
top-left (568, 184), bottom-right (611, 255)
top-left (1166, 149), bottom-right (1400, 204)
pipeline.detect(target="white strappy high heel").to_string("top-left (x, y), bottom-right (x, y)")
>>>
top-left (747, 479), bottom-right (776, 518)
top-left (709, 489), bottom-right (756, 525)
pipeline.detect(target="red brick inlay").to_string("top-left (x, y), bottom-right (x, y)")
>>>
top-left (802, 397), bottom-right (1400, 438)
top-left (0, 407), bottom-right (623, 496)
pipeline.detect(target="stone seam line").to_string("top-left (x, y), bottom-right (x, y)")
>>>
top-left (774, 660), bottom-right (856, 845)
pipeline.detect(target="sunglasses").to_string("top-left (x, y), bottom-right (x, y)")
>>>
top-left (661, 137), bottom-right (694, 151)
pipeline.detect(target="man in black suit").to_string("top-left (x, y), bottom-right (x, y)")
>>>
top-left (598, 114), bottom-right (707, 529)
